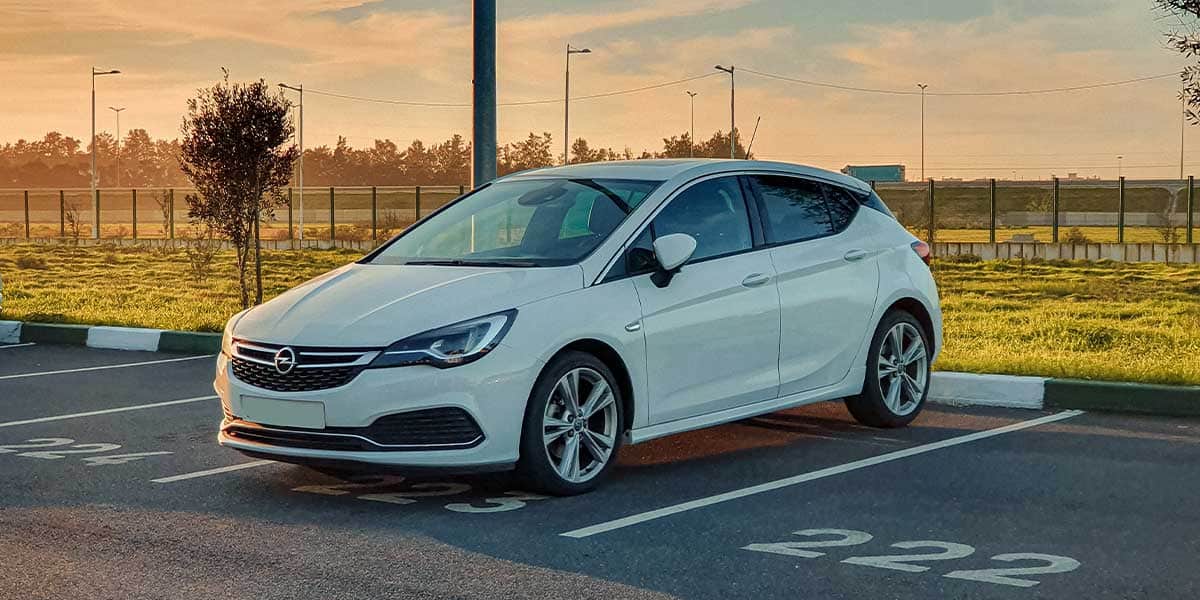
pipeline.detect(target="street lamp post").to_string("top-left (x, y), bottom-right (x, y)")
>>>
top-left (686, 91), bottom-right (697, 158)
top-left (108, 106), bottom-right (125, 187)
top-left (564, 44), bottom-right (591, 165)
top-left (917, 83), bottom-right (928, 181)
top-left (279, 83), bottom-right (304, 242)
top-left (91, 67), bottom-right (120, 239)
top-left (715, 65), bottom-right (735, 159)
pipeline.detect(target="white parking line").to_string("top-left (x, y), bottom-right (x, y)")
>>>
top-left (0, 395), bottom-right (217, 428)
top-left (0, 354), bottom-right (214, 381)
top-left (0, 343), bottom-right (36, 349)
top-left (561, 410), bottom-right (1085, 539)
top-left (152, 460), bottom-right (276, 483)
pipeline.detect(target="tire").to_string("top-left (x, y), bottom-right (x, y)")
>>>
top-left (516, 351), bottom-right (624, 496)
top-left (844, 310), bottom-right (931, 428)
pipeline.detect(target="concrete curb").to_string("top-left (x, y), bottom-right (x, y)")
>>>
top-left (931, 371), bottom-right (1200, 419)
top-left (0, 320), bottom-right (218, 354)
top-left (928, 372), bottom-right (1045, 410)
top-left (1044, 379), bottom-right (1200, 418)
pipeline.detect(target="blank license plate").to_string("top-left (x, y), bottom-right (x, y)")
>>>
top-left (241, 396), bottom-right (326, 429)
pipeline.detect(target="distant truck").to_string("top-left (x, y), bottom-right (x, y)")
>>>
top-left (841, 164), bottom-right (906, 183)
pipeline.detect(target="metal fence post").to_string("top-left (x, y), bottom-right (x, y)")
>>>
top-left (870, 180), bottom-right (877, 190)
top-left (168, 189), bottom-right (175, 240)
top-left (989, 178), bottom-right (997, 243)
top-left (1051, 177), bottom-right (1060, 243)
top-left (1188, 175), bottom-right (1195, 245)
top-left (926, 178), bottom-right (935, 251)
top-left (329, 186), bottom-right (335, 242)
top-left (287, 188), bottom-right (294, 241)
top-left (459, 184), bottom-right (465, 196)
top-left (1117, 176), bottom-right (1126, 243)
top-left (415, 186), bottom-right (422, 221)
top-left (23, 190), bottom-right (30, 239)
top-left (131, 189), bottom-right (138, 240)
top-left (59, 190), bottom-right (65, 238)
top-left (371, 186), bottom-right (378, 242)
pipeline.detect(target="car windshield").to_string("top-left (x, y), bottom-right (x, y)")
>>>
top-left (368, 178), bottom-right (661, 267)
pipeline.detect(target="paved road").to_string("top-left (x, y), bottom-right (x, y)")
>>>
top-left (1, 342), bottom-right (1197, 599)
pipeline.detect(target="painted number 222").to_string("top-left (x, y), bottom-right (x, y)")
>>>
top-left (743, 528), bottom-right (1080, 589)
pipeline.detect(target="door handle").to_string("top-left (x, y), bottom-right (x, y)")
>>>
top-left (741, 273), bottom-right (771, 287)
top-left (843, 248), bottom-right (869, 262)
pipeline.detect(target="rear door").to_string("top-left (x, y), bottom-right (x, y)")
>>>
top-left (745, 175), bottom-right (880, 395)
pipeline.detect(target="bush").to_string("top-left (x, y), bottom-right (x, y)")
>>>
top-left (183, 227), bottom-right (221, 282)
top-left (15, 255), bottom-right (47, 269)
top-left (1062, 227), bottom-right (1092, 244)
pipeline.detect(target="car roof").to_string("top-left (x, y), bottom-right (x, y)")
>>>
top-left (497, 158), bottom-right (872, 193)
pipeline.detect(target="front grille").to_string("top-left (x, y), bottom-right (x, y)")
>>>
top-left (225, 407), bottom-right (485, 451)
top-left (229, 340), bottom-right (379, 392)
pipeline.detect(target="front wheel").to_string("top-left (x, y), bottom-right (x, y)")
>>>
top-left (844, 311), bottom-right (931, 428)
top-left (516, 351), bottom-right (623, 496)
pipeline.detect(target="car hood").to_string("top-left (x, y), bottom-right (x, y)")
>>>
top-left (233, 262), bottom-right (583, 347)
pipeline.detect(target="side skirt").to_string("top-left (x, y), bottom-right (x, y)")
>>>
top-left (626, 367), bottom-right (866, 445)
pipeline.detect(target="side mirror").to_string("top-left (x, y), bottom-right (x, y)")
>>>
top-left (650, 233), bottom-right (697, 288)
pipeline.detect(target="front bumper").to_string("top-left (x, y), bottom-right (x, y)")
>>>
top-left (214, 342), bottom-right (541, 469)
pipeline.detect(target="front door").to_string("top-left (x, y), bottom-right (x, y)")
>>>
top-left (629, 176), bottom-right (782, 424)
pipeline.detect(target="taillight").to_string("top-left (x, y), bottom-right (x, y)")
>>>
top-left (910, 240), bottom-right (931, 266)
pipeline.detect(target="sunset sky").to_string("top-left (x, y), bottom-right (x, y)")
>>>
top-left (0, 0), bottom-right (1194, 179)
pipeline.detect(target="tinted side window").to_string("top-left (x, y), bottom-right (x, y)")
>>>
top-left (748, 175), bottom-right (832, 244)
top-left (652, 177), bottom-right (752, 262)
top-left (825, 186), bottom-right (860, 233)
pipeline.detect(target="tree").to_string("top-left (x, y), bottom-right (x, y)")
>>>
top-left (501, 132), bottom-right (555, 174)
top-left (659, 133), bottom-right (695, 158)
top-left (1158, 2), bottom-right (1200, 123)
top-left (179, 74), bottom-right (297, 308)
top-left (695, 129), bottom-right (748, 159)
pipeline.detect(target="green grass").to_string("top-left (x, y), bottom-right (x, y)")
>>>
top-left (1, 244), bottom-right (1198, 386)
top-left (0, 244), bottom-right (361, 332)
top-left (933, 256), bottom-right (1200, 386)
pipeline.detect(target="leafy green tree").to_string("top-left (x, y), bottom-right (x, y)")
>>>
top-left (179, 74), bottom-right (297, 308)
top-left (1158, 1), bottom-right (1200, 123)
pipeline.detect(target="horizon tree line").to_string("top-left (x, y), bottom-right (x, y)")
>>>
top-left (0, 129), bottom-right (748, 189)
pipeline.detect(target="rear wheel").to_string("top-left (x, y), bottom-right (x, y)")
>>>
top-left (517, 351), bottom-right (623, 496)
top-left (845, 311), bottom-right (930, 428)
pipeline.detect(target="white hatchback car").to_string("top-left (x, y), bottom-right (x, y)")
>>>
top-left (216, 159), bottom-right (941, 495)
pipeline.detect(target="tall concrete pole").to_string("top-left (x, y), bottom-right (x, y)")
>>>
top-left (279, 83), bottom-right (305, 240)
top-left (108, 106), bottom-right (125, 187)
top-left (91, 68), bottom-right (119, 239)
top-left (918, 83), bottom-right (928, 181)
top-left (686, 91), bottom-right (697, 157)
top-left (472, 0), bottom-right (497, 187)
top-left (715, 65), bottom-right (735, 158)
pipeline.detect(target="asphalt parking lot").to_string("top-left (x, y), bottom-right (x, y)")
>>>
top-left (2, 342), bottom-right (1198, 599)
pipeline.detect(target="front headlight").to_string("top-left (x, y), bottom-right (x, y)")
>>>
top-left (369, 309), bottom-right (516, 369)
top-left (221, 309), bottom-right (249, 356)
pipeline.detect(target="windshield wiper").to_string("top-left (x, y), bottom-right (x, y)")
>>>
top-left (404, 259), bottom-right (540, 267)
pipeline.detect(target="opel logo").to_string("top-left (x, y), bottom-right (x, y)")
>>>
top-left (273, 347), bottom-right (297, 375)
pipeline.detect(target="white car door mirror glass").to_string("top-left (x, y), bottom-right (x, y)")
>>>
top-left (653, 234), bottom-right (697, 272)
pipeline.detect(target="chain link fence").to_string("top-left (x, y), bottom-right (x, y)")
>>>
top-left (0, 185), bottom-right (466, 243)
top-left (874, 178), bottom-right (1197, 245)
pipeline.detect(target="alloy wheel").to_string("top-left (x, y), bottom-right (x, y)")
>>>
top-left (542, 367), bottom-right (618, 483)
top-left (876, 322), bottom-right (928, 417)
